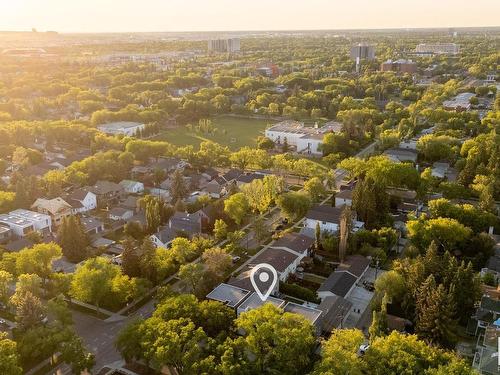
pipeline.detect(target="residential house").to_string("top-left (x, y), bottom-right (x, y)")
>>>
top-left (204, 176), bottom-right (228, 198)
top-left (108, 207), bottom-right (134, 221)
top-left (65, 189), bottom-right (97, 214)
top-left (150, 211), bottom-right (202, 248)
top-left (207, 284), bottom-right (324, 335)
top-left (431, 162), bottom-right (458, 181)
top-left (31, 197), bottom-right (72, 227)
top-left (0, 209), bottom-right (52, 236)
top-left (87, 180), bottom-right (124, 207)
top-left (119, 180), bottom-right (144, 194)
top-left (119, 196), bottom-right (140, 212)
top-left (383, 148), bottom-right (418, 163)
top-left (317, 295), bottom-right (353, 333)
top-left (472, 325), bottom-right (500, 375)
top-left (236, 173), bottom-right (264, 188)
top-left (302, 204), bottom-right (364, 236)
top-left (318, 255), bottom-right (370, 300)
top-left (443, 92), bottom-right (475, 112)
top-left (80, 216), bottom-right (105, 235)
top-left (335, 190), bottom-right (353, 207)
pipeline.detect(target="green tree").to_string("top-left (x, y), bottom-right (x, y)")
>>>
top-left (415, 276), bottom-right (457, 347)
top-left (276, 191), bottom-right (311, 221)
top-left (304, 177), bottom-right (326, 201)
top-left (213, 219), bottom-right (228, 242)
top-left (70, 257), bottom-right (138, 313)
top-left (170, 169), bottom-right (188, 203)
top-left (311, 329), bottom-right (364, 375)
top-left (364, 331), bottom-right (474, 375)
top-left (15, 243), bottom-right (62, 285)
top-left (228, 304), bottom-right (316, 374)
top-left (121, 237), bottom-right (141, 278)
top-left (57, 216), bottom-right (89, 262)
top-left (224, 193), bottom-right (249, 225)
top-left (0, 333), bottom-right (22, 375)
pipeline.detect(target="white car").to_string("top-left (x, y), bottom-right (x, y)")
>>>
top-left (359, 344), bottom-right (370, 355)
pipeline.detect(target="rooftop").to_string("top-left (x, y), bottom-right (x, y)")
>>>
top-left (318, 271), bottom-right (357, 297)
top-left (283, 302), bottom-right (322, 325)
top-left (206, 283), bottom-right (251, 308)
top-left (305, 204), bottom-right (346, 224)
top-left (271, 233), bottom-right (314, 255)
top-left (237, 292), bottom-right (285, 313)
top-left (98, 121), bottom-right (144, 130)
top-left (249, 247), bottom-right (300, 273)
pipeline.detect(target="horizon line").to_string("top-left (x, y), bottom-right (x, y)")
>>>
top-left (2, 25), bottom-right (500, 35)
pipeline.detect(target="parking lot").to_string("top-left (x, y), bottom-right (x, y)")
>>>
top-left (344, 267), bottom-right (385, 330)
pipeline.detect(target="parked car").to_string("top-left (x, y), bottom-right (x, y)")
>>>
top-left (359, 344), bottom-right (370, 355)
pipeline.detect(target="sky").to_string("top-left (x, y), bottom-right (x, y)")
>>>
top-left (1, 0), bottom-right (499, 33)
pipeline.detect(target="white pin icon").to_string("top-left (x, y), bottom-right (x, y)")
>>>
top-left (250, 263), bottom-right (278, 301)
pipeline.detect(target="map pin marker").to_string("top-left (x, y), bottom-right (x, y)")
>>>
top-left (250, 263), bottom-right (278, 301)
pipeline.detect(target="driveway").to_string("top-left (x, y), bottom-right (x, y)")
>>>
top-left (343, 267), bottom-right (385, 331)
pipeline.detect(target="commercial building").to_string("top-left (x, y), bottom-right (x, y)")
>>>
top-left (415, 43), bottom-right (459, 55)
top-left (97, 121), bottom-right (145, 136)
top-left (208, 38), bottom-right (241, 53)
top-left (264, 120), bottom-right (342, 155)
top-left (380, 59), bottom-right (417, 74)
top-left (350, 44), bottom-right (375, 60)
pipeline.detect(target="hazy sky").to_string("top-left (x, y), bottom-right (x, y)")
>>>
top-left (2, 0), bottom-right (499, 33)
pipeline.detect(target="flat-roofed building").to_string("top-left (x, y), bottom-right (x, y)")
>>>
top-left (236, 292), bottom-right (286, 315)
top-left (0, 209), bottom-right (52, 237)
top-left (415, 43), bottom-right (459, 55)
top-left (265, 120), bottom-right (342, 155)
top-left (380, 59), bottom-right (417, 74)
top-left (206, 283), bottom-right (251, 308)
top-left (97, 121), bottom-right (145, 136)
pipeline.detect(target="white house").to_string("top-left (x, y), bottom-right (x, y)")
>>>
top-left (0, 209), bottom-right (52, 237)
top-left (119, 180), bottom-right (144, 194)
top-left (108, 207), bottom-right (134, 221)
top-left (264, 120), bottom-right (342, 155)
top-left (65, 189), bottom-right (97, 214)
top-left (303, 204), bottom-right (364, 235)
top-left (335, 190), bottom-right (353, 207)
top-left (97, 121), bottom-right (146, 136)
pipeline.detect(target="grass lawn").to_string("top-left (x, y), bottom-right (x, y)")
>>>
top-left (155, 116), bottom-right (273, 150)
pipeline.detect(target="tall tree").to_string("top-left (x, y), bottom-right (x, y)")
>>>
top-left (57, 216), bottom-right (89, 262)
top-left (170, 169), bottom-right (188, 203)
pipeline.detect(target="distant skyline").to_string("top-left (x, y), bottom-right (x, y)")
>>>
top-left (2, 0), bottom-right (500, 33)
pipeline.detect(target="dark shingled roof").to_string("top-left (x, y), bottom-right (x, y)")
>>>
top-left (222, 169), bottom-right (243, 182)
top-left (336, 255), bottom-right (370, 278)
top-left (318, 271), bottom-right (357, 297)
top-left (305, 204), bottom-right (345, 224)
top-left (271, 233), bottom-right (314, 255)
top-left (318, 295), bottom-right (353, 332)
top-left (249, 247), bottom-right (299, 273)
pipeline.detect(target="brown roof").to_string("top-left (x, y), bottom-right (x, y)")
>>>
top-left (336, 255), bottom-right (370, 278)
top-left (249, 247), bottom-right (299, 273)
top-left (305, 204), bottom-right (345, 224)
top-left (271, 233), bottom-right (314, 255)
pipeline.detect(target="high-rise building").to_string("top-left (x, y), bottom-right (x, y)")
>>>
top-left (415, 43), bottom-right (459, 55)
top-left (208, 38), bottom-right (241, 53)
top-left (350, 44), bottom-right (375, 60)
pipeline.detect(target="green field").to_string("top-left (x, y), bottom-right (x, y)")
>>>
top-left (155, 116), bottom-right (273, 150)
